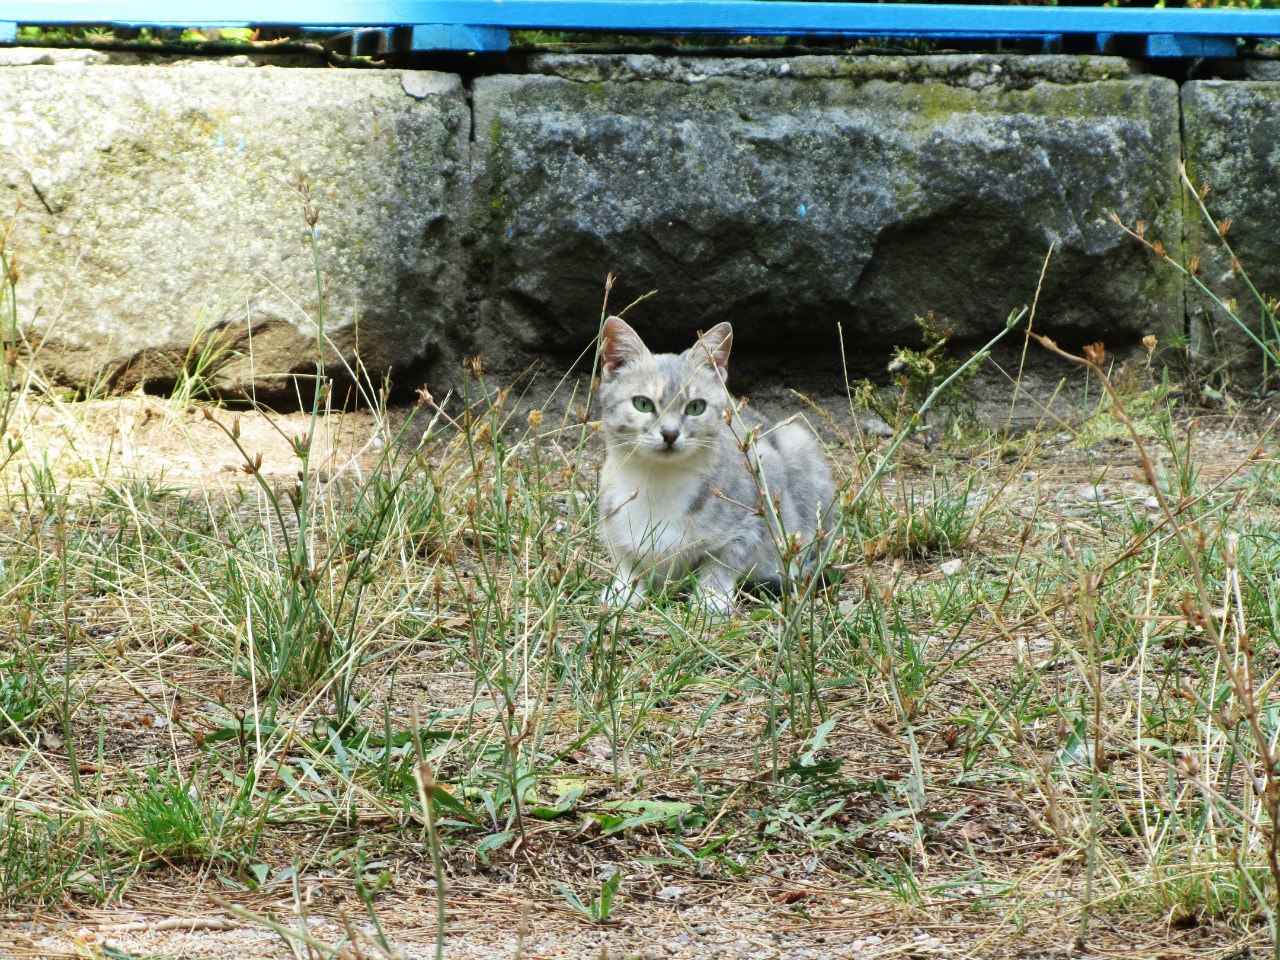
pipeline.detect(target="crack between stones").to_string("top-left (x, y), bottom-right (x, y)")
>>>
top-left (29, 179), bottom-right (55, 216)
top-left (461, 74), bottom-right (478, 144)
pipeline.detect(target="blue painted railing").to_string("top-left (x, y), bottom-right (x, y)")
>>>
top-left (1, 1), bottom-right (1279, 57)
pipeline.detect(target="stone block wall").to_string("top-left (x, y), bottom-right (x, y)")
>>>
top-left (0, 59), bottom-right (469, 390)
top-left (1183, 75), bottom-right (1280, 370)
top-left (0, 51), bottom-right (1273, 391)
top-left (472, 55), bottom-right (1181, 363)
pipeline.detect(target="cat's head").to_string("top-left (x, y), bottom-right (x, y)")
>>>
top-left (598, 316), bottom-right (733, 463)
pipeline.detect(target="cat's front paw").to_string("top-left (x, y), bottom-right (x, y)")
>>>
top-left (601, 577), bottom-right (644, 610)
top-left (693, 581), bottom-right (738, 618)
top-left (698, 593), bottom-right (736, 618)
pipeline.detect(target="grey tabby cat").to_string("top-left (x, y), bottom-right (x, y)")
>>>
top-left (597, 316), bottom-right (834, 613)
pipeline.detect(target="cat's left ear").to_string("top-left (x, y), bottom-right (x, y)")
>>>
top-left (601, 316), bottom-right (651, 379)
top-left (691, 323), bottom-right (733, 380)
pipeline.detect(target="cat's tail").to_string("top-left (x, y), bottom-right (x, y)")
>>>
top-left (744, 564), bottom-right (843, 600)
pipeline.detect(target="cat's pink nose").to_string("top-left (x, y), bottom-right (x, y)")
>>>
top-left (660, 428), bottom-right (680, 447)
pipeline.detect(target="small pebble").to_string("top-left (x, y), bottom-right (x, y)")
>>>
top-left (1076, 483), bottom-right (1105, 503)
top-left (860, 417), bottom-right (894, 439)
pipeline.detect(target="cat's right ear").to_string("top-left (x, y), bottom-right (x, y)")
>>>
top-left (691, 322), bottom-right (733, 380)
top-left (600, 316), bottom-right (650, 379)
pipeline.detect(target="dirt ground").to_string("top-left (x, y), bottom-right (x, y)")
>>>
top-left (2, 373), bottom-right (1278, 960)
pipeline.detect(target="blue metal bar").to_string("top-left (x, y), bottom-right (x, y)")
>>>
top-left (411, 1), bottom-right (1280, 38)
top-left (0, 1), bottom-right (1277, 38)
top-left (1145, 34), bottom-right (1236, 58)
top-left (409, 23), bottom-right (508, 50)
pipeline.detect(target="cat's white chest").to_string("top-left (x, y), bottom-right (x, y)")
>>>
top-left (601, 459), bottom-right (709, 576)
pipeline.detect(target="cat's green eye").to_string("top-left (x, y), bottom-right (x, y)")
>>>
top-left (685, 399), bottom-right (707, 416)
top-left (632, 396), bottom-right (656, 413)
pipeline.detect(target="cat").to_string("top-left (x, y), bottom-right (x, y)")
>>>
top-left (596, 316), bottom-right (835, 614)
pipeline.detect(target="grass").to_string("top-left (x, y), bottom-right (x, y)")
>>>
top-left (2, 215), bottom-right (1280, 957)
